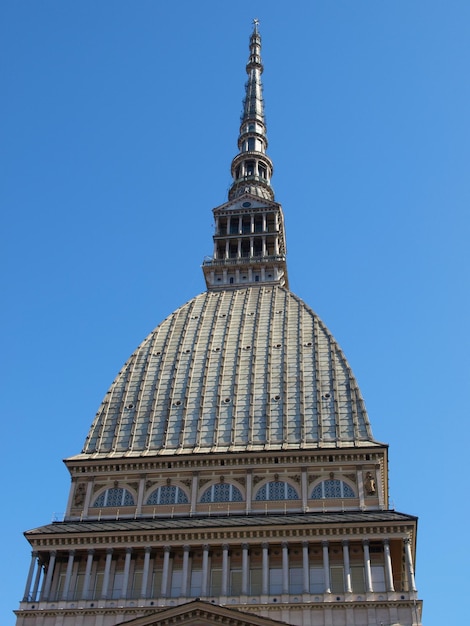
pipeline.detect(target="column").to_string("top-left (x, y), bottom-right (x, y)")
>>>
top-left (241, 544), bottom-right (249, 595)
top-left (23, 551), bottom-right (38, 601)
top-left (101, 548), bottom-right (113, 599)
top-left (404, 538), bottom-right (417, 592)
top-left (181, 546), bottom-right (190, 597)
top-left (342, 541), bottom-right (352, 593)
top-left (161, 546), bottom-right (171, 597)
top-left (357, 469), bottom-right (365, 509)
top-left (201, 545), bottom-right (209, 596)
top-left (302, 542), bottom-right (310, 593)
top-left (262, 213), bottom-right (267, 232)
top-left (221, 544), bottom-right (229, 596)
top-left (227, 216), bottom-right (231, 236)
top-left (136, 475), bottom-right (146, 515)
top-left (122, 548), bottom-right (132, 599)
top-left (301, 468), bottom-right (308, 511)
top-left (363, 540), bottom-right (373, 592)
top-left (245, 472), bottom-right (252, 514)
top-left (82, 549), bottom-right (94, 600)
top-left (31, 559), bottom-right (43, 602)
top-left (262, 236), bottom-right (266, 256)
top-left (141, 547), bottom-right (151, 598)
top-left (383, 539), bottom-right (395, 592)
top-left (237, 239), bottom-right (241, 258)
top-left (376, 466), bottom-right (385, 509)
top-left (190, 473), bottom-right (198, 514)
top-left (41, 551), bottom-right (56, 601)
top-left (83, 479), bottom-right (94, 515)
top-left (250, 236), bottom-right (254, 257)
top-left (62, 550), bottom-right (75, 601)
top-left (282, 542), bottom-right (289, 594)
top-left (322, 541), bottom-right (331, 593)
top-left (225, 240), bottom-right (229, 259)
top-left (262, 543), bottom-right (269, 595)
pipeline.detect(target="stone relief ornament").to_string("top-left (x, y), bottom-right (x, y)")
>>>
top-left (74, 483), bottom-right (86, 506)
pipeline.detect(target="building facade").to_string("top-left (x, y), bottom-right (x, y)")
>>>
top-left (15, 23), bottom-right (423, 626)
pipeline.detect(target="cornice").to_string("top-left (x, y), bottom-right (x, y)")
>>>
top-left (27, 520), bottom-right (416, 550)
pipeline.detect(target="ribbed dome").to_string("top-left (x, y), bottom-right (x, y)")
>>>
top-left (79, 287), bottom-right (377, 458)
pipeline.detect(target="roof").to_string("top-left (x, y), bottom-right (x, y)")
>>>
top-left (75, 286), bottom-right (378, 460)
top-left (26, 510), bottom-right (416, 537)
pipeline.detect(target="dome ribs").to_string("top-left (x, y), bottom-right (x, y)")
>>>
top-left (158, 304), bottom-right (192, 452)
top-left (234, 288), bottom-right (258, 448)
top-left (196, 292), bottom-right (227, 449)
top-left (178, 294), bottom-right (211, 451)
top-left (212, 291), bottom-right (241, 449)
top-left (115, 336), bottom-right (153, 452)
top-left (250, 287), bottom-right (272, 447)
top-left (224, 289), bottom-right (251, 450)
top-left (145, 308), bottom-right (179, 452)
top-left (266, 289), bottom-right (287, 448)
top-left (82, 289), bottom-right (376, 457)
top-left (287, 291), bottom-right (302, 445)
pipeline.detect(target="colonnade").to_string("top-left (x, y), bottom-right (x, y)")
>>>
top-left (22, 537), bottom-right (416, 604)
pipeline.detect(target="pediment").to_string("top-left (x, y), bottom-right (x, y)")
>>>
top-left (115, 599), bottom-right (288, 626)
top-left (213, 193), bottom-right (280, 213)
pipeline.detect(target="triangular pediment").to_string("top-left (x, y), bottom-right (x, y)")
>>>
top-left (114, 599), bottom-right (288, 626)
top-left (213, 192), bottom-right (280, 213)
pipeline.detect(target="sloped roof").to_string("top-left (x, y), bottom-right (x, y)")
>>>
top-left (76, 286), bottom-right (378, 459)
top-left (25, 511), bottom-right (416, 538)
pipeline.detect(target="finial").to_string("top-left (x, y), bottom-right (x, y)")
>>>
top-left (253, 18), bottom-right (259, 33)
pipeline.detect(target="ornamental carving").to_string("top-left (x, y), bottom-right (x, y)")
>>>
top-left (146, 480), bottom-right (154, 490)
top-left (309, 474), bottom-right (320, 483)
top-left (364, 471), bottom-right (377, 495)
top-left (292, 474), bottom-right (300, 484)
top-left (236, 476), bottom-right (246, 487)
top-left (199, 478), bottom-right (211, 488)
top-left (129, 482), bottom-right (139, 491)
top-left (253, 475), bottom-right (263, 485)
top-left (73, 483), bottom-right (86, 507)
top-left (345, 473), bottom-right (357, 483)
top-left (181, 479), bottom-right (192, 488)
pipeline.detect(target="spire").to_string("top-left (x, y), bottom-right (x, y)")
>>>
top-left (228, 20), bottom-right (274, 202)
top-left (202, 22), bottom-right (288, 291)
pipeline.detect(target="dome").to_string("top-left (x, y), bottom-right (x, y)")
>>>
top-left (78, 286), bottom-right (377, 459)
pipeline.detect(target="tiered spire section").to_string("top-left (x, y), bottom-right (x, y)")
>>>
top-left (203, 21), bottom-right (289, 291)
top-left (228, 20), bottom-right (274, 202)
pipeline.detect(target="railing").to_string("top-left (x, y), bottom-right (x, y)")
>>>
top-left (202, 255), bottom-right (286, 267)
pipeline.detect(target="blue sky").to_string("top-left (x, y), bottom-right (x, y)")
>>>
top-left (2, 1), bottom-right (469, 624)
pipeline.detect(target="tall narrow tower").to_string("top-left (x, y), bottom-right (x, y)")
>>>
top-left (203, 21), bottom-right (288, 291)
top-left (15, 23), bottom-right (422, 626)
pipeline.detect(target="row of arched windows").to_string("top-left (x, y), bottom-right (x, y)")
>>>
top-left (91, 479), bottom-right (356, 508)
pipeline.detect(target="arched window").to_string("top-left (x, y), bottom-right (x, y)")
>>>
top-left (200, 483), bottom-right (243, 503)
top-left (93, 488), bottom-right (135, 507)
top-left (146, 485), bottom-right (188, 505)
top-left (255, 481), bottom-right (299, 501)
top-left (311, 480), bottom-right (355, 499)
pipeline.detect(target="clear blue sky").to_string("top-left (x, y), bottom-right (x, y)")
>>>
top-left (2, 2), bottom-right (469, 624)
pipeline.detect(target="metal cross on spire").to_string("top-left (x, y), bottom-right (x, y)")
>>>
top-left (253, 17), bottom-right (259, 32)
